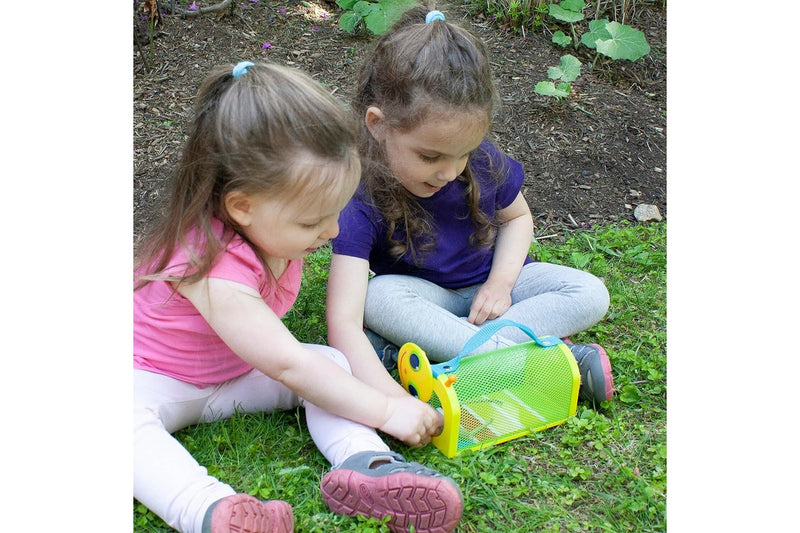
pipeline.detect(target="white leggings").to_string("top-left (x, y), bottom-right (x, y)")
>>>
top-left (364, 261), bottom-right (610, 362)
top-left (134, 344), bottom-right (389, 533)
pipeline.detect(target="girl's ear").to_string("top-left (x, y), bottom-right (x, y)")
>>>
top-left (224, 191), bottom-right (254, 227)
top-left (365, 106), bottom-right (386, 141)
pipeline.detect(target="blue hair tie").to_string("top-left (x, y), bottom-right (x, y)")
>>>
top-left (425, 10), bottom-right (445, 24)
top-left (232, 61), bottom-right (255, 79)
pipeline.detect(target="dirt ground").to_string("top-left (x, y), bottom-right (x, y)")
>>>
top-left (133, 0), bottom-right (666, 241)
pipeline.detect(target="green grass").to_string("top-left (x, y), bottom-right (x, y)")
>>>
top-left (134, 221), bottom-right (666, 532)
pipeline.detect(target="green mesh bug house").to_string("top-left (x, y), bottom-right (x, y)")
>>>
top-left (398, 320), bottom-right (579, 457)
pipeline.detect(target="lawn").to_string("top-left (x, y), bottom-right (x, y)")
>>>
top-left (134, 221), bottom-right (666, 532)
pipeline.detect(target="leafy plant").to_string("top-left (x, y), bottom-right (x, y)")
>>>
top-left (581, 18), bottom-right (651, 62)
top-left (534, 0), bottom-right (650, 100)
top-left (534, 53), bottom-right (581, 100)
top-left (547, 52), bottom-right (582, 81)
top-left (547, 1), bottom-right (650, 61)
top-left (548, 0), bottom-right (585, 46)
top-left (472, 0), bottom-right (548, 32)
top-left (336, 0), bottom-right (416, 35)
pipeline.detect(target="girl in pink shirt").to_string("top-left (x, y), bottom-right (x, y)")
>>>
top-left (134, 61), bottom-right (462, 533)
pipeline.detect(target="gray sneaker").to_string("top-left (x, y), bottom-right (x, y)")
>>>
top-left (569, 343), bottom-right (614, 403)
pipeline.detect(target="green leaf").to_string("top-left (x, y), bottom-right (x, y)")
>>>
top-left (552, 30), bottom-right (571, 48)
top-left (560, 0), bottom-right (585, 12)
top-left (580, 18), bottom-right (611, 49)
top-left (587, 17), bottom-right (609, 33)
top-left (570, 251), bottom-right (590, 268)
top-left (336, 0), bottom-right (358, 9)
top-left (479, 471), bottom-right (499, 485)
top-left (594, 21), bottom-right (651, 61)
top-left (547, 54), bottom-right (582, 83)
top-left (657, 444), bottom-right (667, 460)
top-left (338, 11), bottom-right (360, 33)
top-left (619, 384), bottom-right (642, 404)
top-left (364, 0), bottom-right (416, 35)
top-left (534, 80), bottom-right (571, 99)
top-left (353, 0), bottom-right (376, 17)
top-left (549, 2), bottom-right (585, 23)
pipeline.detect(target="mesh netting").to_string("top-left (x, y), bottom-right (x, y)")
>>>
top-left (428, 342), bottom-right (576, 452)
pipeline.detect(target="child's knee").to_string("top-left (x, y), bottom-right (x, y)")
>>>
top-left (309, 344), bottom-right (352, 373)
top-left (591, 276), bottom-right (611, 316)
top-left (582, 275), bottom-right (610, 323)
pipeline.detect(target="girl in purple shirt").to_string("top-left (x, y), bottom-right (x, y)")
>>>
top-left (134, 61), bottom-right (463, 533)
top-left (327, 6), bottom-right (614, 409)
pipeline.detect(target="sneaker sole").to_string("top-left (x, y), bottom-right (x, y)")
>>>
top-left (589, 343), bottom-right (614, 401)
top-left (321, 469), bottom-right (463, 533)
top-left (210, 494), bottom-right (293, 533)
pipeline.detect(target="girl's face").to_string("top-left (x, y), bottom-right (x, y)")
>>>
top-left (228, 157), bottom-right (359, 261)
top-left (367, 107), bottom-right (489, 198)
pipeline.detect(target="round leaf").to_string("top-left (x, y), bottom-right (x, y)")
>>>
top-left (552, 31), bottom-right (571, 48)
top-left (353, 1), bottom-right (376, 17)
top-left (338, 11), bottom-right (359, 33)
top-left (547, 54), bottom-right (582, 83)
top-left (549, 3), bottom-right (585, 23)
top-left (560, 0), bottom-right (586, 12)
top-left (535, 81), bottom-right (571, 100)
top-left (594, 21), bottom-right (651, 61)
top-left (364, 0), bottom-right (416, 35)
top-left (580, 18), bottom-right (611, 49)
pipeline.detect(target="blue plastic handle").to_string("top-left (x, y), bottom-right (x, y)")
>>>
top-left (430, 319), bottom-right (563, 377)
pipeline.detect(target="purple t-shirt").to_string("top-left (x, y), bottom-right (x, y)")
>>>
top-left (333, 140), bottom-right (531, 289)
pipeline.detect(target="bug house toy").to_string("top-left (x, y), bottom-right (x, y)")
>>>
top-left (398, 320), bottom-right (580, 457)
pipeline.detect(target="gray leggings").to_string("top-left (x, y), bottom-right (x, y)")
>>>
top-left (363, 261), bottom-right (610, 362)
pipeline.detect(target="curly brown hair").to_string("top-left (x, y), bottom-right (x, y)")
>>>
top-left (353, 3), bottom-right (502, 263)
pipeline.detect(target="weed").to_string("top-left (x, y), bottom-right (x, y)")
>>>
top-left (472, 0), bottom-right (548, 32)
top-left (467, 0), bottom-right (651, 101)
top-left (534, 0), bottom-right (650, 100)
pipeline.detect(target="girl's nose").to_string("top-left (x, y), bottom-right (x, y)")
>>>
top-left (438, 161), bottom-right (463, 183)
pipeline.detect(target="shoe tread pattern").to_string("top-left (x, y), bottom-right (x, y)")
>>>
top-left (321, 470), bottom-right (462, 533)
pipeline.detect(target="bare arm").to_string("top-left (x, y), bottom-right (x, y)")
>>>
top-left (468, 192), bottom-right (534, 324)
top-left (326, 253), bottom-right (410, 398)
top-left (176, 277), bottom-right (438, 445)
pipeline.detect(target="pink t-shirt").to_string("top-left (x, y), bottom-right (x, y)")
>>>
top-left (133, 219), bottom-right (302, 388)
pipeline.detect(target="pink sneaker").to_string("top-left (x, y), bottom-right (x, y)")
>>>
top-left (569, 343), bottom-right (614, 403)
top-left (321, 451), bottom-right (463, 533)
top-left (201, 493), bottom-right (293, 533)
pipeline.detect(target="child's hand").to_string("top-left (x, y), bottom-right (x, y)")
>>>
top-left (468, 281), bottom-right (512, 325)
top-left (379, 395), bottom-right (444, 447)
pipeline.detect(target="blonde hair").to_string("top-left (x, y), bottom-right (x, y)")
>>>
top-left (135, 62), bottom-right (359, 289)
top-left (354, 3), bottom-right (502, 262)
